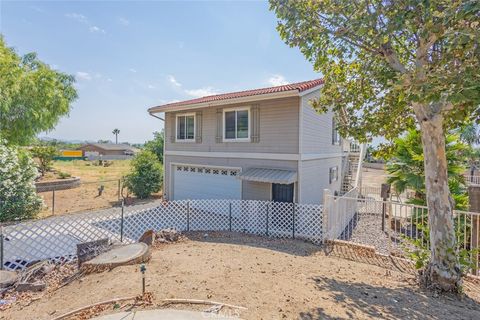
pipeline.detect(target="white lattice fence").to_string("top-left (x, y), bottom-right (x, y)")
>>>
top-left (1, 207), bottom-right (123, 270)
top-left (1, 199), bottom-right (324, 271)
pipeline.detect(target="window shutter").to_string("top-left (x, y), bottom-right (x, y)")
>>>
top-left (170, 113), bottom-right (176, 143)
top-left (251, 104), bottom-right (260, 143)
top-left (215, 108), bottom-right (222, 143)
top-left (195, 111), bottom-right (202, 143)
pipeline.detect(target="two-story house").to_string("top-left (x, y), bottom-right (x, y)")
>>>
top-left (147, 79), bottom-right (345, 204)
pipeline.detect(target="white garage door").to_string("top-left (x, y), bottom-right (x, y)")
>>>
top-left (173, 165), bottom-right (241, 200)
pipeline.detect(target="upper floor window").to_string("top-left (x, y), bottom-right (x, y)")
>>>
top-left (223, 107), bottom-right (250, 141)
top-left (176, 113), bottom-right (195, 141)
top-left (332, 118), bottom-right (341, 145)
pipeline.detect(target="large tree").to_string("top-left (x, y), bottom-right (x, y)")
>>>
top-left (270, 0), bottom-right (480, 291)
top-left (0, 36), bottom-right (77, 145)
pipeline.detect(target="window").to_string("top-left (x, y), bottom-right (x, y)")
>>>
top-left (176, 114), bottom-right (195, 141)
top-left (329, 166), bottom-right (338, 184)
top-left (224, 108), bottom-right (249, 141)
top-left (332, 118), bottom-right (341, 145)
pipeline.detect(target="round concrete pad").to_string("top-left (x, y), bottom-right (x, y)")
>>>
top-left (83, 243), bottom-right (150, 270)
top-left (0, 270), bottom-right (17, 288)
top-left (93, 309), bottom-right (237, 320)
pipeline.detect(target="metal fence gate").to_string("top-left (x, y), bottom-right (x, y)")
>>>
top-left (323, 190), bottom-right (480, 274)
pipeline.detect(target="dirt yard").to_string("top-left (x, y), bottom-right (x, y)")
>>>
top-left (37, 160), bottom-right (162, 217)
top-left (362, 167), bottom-right (389, 189)
top-left (2, 233), bottom-right (479, 320)
top-left (52, 160), bottom-right (131, 183)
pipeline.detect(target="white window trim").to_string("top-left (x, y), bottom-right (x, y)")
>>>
top-left (175, 113), bottom-right (196, 143)
top-left (222, 106), bottom-right (251, 142)
top-left (329, 166), bottom-right (338, 184)
top-left (332, 117), bottom-right (341, 146)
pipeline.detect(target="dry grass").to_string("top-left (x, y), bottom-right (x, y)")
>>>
top-left (37, 160), bottom-right (161, 218)
top-left (2, 233), bottom-right (479, 320)
top-left (52, 160), bottom-right (131, 183)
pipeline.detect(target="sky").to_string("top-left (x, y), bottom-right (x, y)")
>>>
top-left (0, 0), bottom-right (319, 144)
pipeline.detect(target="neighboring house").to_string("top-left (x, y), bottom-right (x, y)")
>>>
top-left (78, 143), bottom-right (139, 157)
top-left (148, 79), bottom-right (355, 204)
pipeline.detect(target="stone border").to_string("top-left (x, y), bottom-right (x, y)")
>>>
top-left (35, 177), bottom-right (81, 192)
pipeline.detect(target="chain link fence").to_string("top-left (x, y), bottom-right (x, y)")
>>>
top-left (0, 199), bottom-right (323, 271)
top-left (36, 179), bottom-right (123, 217)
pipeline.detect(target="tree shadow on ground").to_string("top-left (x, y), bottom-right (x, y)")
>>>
top-left (322, 243), bottom-right (416, 274)
top-left (184, 231), bottom-right (323, 256)
top-left (300, 276), bottom-right (480, 320)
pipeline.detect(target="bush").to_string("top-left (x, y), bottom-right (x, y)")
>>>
top-left (57, 171), bottom-right (71, 179)
top-left (31, 145), bottom-right (58, 176)
top-left (0, 143), bottom-right (44, 222)
top-left (144, 131), bottom-right (164, 163)
top-left (124, 150), bottom-right (163, 199)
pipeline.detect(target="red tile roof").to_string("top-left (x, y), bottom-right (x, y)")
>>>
top-left (149, 78), bottom-right (323, 112)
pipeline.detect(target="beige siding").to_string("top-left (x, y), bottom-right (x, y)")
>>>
top-left (164, 155), bottom-right (297, 201)
top-left (243, 181), bottom-right (271, 201)
top-left (298, 157), bottom-right (344, 204)
top-left (300, 90), bottom-right (342, 154)
top-left (165, 97), bottom-right (300, 154)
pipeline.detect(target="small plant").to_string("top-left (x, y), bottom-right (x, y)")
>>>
top-left (57, 171), bottom-right (72, 179)
top-left (124, 150), bottom-right (163, 199)
top-left (403, 222), bottom-right (478, 275)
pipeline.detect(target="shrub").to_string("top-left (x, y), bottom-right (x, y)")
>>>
top-left (31, 145), bottom-right (58, 176)
top-left (0, 142), bottom-right (44, 222)
top-left (124, 150), bottom-right (163, 199)
top-left (57, 171), bottom-right (71, 179)
top-left (144, 131), bottom-right (164, 163)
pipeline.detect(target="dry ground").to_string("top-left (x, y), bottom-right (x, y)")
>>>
top-left (37, 160), bottom-right (161, 217)
top-left (52, 160), bottom-right (132, 183)
top-left (2, 233), bottom-right (479, 320)
top-left (362, 167), bottom-right (389, 189)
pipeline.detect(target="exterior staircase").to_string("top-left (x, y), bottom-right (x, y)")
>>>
top-left (340, 142), bottom-right (365, 195)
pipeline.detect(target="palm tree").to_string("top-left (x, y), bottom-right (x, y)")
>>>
top-left (112, 128), bottom-right (120, 144)
top-left (457, 123), bottom-right (479, 177)
top-left (386, 129), bottom-right (469, 210)
top-left (458, 123), bottom-right (480, 146)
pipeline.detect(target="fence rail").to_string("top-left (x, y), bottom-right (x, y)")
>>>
top-left (0, 199), bottom-right (323, 271)
top-left (464, 174), bottom-right (480, 186)
top-left (323, 194), bottom-right (480, 275)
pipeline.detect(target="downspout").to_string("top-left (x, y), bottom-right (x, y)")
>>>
top-left (148, 111), bottom-right (166, 200)
top-left (148, 112), bottom-right (164, 121)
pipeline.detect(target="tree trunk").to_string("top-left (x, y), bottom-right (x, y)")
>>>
top-left (418, 112), bottom-right (462, 291)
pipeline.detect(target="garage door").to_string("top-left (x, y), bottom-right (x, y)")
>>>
top-left (173, 165), bottom-right (241, 200)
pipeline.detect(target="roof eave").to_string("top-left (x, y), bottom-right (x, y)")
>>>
top-left (148, 89), bottom-right (302, 114)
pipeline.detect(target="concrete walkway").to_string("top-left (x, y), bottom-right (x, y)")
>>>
top-left (93, 309), bottom-right (237, 319)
